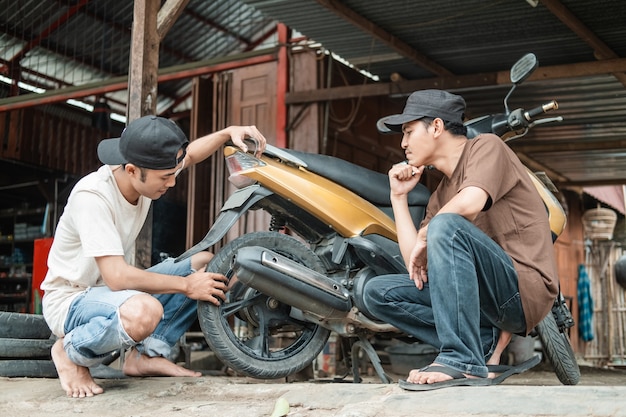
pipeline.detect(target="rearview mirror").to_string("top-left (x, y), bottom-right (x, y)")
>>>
top-left (510, 53), bottom-right (538, 84)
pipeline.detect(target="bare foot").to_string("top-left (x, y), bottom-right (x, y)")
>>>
top-left (122, 348), bottom-right (201, 377)
top-left (407, 362), bottom-right (497, 385)
top-left (51, 338), bottom-right (104, 398)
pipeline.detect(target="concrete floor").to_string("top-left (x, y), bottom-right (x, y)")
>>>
top-left (2, 350), bottom-right (626, 417)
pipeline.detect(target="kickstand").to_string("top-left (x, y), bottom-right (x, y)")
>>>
top-left (351, 335), bottom-right (392, 384)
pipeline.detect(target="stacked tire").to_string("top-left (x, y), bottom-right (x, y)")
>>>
top-left (0, 312), bottom-right (57, 377)
top-left (0, 312), bottom-right (125, 379)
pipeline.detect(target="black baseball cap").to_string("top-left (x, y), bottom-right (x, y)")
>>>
top-left (377, 89), bottom-right (466, 133)
top-left (97, 115), bottom-right (188, 169)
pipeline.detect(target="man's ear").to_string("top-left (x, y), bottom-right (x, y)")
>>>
top-left (431, 118), bottom-right (445, 137)
top-left (125, 163), bottom-right (138, 176)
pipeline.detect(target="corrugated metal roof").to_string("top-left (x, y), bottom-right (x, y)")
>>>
top-left (0, 0), bottom-right (273, 115)
top-left (1, 0), bottom-right (626, 186)
top-left (243, 0), bottom-right (607, 77)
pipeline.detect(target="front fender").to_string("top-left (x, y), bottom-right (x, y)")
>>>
top-left (175, 185), bottom-right (273, 262)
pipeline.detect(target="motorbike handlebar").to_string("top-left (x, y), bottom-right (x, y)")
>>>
top-left (505, 100), bottom-right (559, 133)
top-left (524, 100), bottom-right (558, 121)
top-left (456, 101), bottom-right (562, 138)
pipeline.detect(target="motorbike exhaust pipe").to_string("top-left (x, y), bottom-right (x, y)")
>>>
top-left (233, 246), bottom-right (352, 319)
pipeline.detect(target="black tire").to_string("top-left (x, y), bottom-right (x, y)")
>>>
top-left (0, 338), bottom-right (54, 358)
top-left (0, 360), bottom-right (126, 379)
top-left (198, 231), bottom-right (331, 379)
top-left (0, 359), bottom-right (57, 378)
top-left (536, 312), bottom-right (580, 385)
top-left (0, 312), bottom-right (52, 339)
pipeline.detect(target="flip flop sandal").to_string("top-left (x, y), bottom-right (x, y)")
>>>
top-left (487, 355), bottom-right (541, 385)
top-left (398, 364), bottom-right (491, 391)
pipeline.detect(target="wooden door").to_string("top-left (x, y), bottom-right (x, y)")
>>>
top-left (230, 61), bottom-right (277, 139)
top-left (226, 61), bottom-right (278, 241)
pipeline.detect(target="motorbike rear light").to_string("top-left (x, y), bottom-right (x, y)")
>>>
top-left (225, 151), bottom-right (265, 188)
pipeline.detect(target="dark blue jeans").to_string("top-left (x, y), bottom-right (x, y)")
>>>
top-left (363, 213), bottom-right (525, 377)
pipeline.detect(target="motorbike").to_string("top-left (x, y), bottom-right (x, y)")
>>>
top-left (177, 53), bottom-right (580, 385)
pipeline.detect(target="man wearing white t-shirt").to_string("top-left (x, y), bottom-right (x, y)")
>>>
top-left (41, 115), bottom-right (266, 398)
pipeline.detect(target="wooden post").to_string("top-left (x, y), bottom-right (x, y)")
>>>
top-left (275, 23), bottom-right (288, 148)
top-left (127, 0), bottom-right (189, 121)
top-left (128, 0), bottom-right (189, 268)
top-left (127, 0), bottom-right (160, 122)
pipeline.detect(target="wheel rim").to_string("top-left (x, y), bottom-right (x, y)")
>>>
top-left (216, 277), bottom-right (322, 361)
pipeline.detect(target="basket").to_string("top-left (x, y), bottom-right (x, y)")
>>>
top-left (582, 207), bottom-right (617, 240)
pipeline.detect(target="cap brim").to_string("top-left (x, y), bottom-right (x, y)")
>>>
top-left (97, 137), bottom-right (127, 165)
top-left (376, 114), bottom-right (423, 134)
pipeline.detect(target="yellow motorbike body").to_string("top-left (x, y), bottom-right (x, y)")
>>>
top-left (224, 146), bottom-right (398, 241)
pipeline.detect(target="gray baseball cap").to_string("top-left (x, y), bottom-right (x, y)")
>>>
top-left (377, 89), bottom-right (466, 133)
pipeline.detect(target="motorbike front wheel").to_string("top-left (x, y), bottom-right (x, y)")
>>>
top-left (198, 231), bottom-right (331, 379)
top-left (535, 310), bottom-right (580, 385)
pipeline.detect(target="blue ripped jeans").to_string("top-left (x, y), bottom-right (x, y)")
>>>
top-left (363, 213), bottom-right (526, 377)
top-left (62, 258), bottom-right (197, 367)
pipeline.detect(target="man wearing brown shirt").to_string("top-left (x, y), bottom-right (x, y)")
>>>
top-left (363, 90), bottom-right (558, 390)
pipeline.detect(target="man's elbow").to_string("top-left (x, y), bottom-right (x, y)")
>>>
top-left (96, 256), bottom-right (131, 291)
top-left (101, 273), bottom-right (127, 291)
top-left (464, 211), bottom-right (480, 222)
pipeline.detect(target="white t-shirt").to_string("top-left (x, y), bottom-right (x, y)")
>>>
top-left (41, 165), bottom-right (151, 336)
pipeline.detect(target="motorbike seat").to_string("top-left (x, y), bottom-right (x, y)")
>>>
top-left (280, 149), bottom-right (430, 207)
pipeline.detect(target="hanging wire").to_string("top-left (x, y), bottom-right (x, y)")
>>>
top-left (329, 35), bottom-right (377, 133)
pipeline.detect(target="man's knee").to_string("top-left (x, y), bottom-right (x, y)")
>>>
top-left (120, 294), bottom-right (163, 341)
top-left (191, 251), bottom-right (213, 271)
top-left (362, 276), bottom-right (387, 313)
top-left (427, 213), bottom-right (466, 241)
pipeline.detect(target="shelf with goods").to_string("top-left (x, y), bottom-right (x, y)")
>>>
top-left (0, 205), bottom-right (50, 312)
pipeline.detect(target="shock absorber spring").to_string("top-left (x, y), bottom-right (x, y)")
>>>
top-left (269, 215), bottom-right (286, 231)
